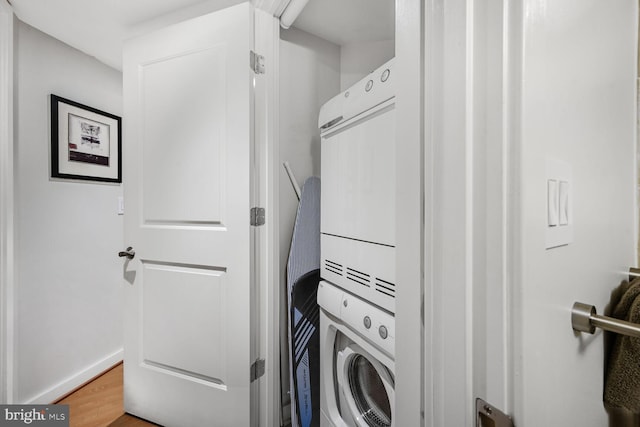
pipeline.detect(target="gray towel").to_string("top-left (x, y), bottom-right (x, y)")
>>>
top-left (604, 278), bottom-right (640, 411)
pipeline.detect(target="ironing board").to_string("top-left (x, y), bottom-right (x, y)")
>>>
top-left (287, 176), bottom-right (321, 427)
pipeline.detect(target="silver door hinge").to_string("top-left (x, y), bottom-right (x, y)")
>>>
top-left (250, 358), bottom-right (265, 382)
top-left (250, 207), bottom-right (265, 226)
top-left (250, 51), bottom-right (265, 74)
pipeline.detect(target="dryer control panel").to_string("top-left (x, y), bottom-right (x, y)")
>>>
top-left (318, 280), bottom-right (394, 358)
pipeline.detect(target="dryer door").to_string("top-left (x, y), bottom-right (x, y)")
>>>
top-left (337, 344), bottom-right (394, 427)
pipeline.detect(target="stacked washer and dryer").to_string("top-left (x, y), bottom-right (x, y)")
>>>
top-left (317, 59), bottom-right (396, 427)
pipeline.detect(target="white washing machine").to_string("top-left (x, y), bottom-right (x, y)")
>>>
top-left (318, 281), bottom-right (395, 427)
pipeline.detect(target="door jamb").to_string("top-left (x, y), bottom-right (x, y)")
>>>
top-left (0, 0), bottom-right (14, 405)
top-left (253, 5), bottom-right (281, 427)
top-left (395, 0), bottom-right (426, 426)
top-left (423, 0), bottom-right (519, 424)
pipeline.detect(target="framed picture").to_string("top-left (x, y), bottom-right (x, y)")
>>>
top-left (50, 94), bottom-right (122, 183)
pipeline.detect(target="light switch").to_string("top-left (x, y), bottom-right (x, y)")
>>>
top-left (118, 196), bottom-right (124, 215)
top-left (559, 181), bottom-right (569, 225)
top-left (545, 158), bottom-right (572, 249)
top-left (547, 180), bottom-right (558, 226)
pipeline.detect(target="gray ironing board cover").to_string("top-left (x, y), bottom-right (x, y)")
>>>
top-left (287, 176), bottom-right (320, 291)
top-left (287, 176), bottom-right (320, 427)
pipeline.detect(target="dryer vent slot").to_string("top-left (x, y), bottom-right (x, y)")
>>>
top-left (346, 267), bottom-right (371, 288)
top-left (324, 259), bottom-right (343, 276)
top-left (375, 278), bottom-right (396, 298)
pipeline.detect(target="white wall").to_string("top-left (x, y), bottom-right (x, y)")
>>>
top-left (515, 0), bottom-right (637, 425)
top-left (278, 26), bottom-right (340, 420)
top-left (340, 39), bottom-right (394, 91)
top-left (278, 26), bottom-right (340, 295)
top-left (14, 21), bottom-right (124, 404)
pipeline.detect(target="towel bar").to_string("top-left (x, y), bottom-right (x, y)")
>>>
top-left (572, 302), bottom-right (640, 338)
top-left (629, 267), bottom-right (640, 281)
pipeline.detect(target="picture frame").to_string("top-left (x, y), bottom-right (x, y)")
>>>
top-left (50, 94), bottom-right (122, 183)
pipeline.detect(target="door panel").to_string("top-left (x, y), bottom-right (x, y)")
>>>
top-left (123, 3), bottom-right (253, 426)
top-left (141, 46), bottom-right (227, 224)
top-left (141, 262), bottom-right (227, 385)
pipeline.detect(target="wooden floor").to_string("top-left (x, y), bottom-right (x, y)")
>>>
top-left (56, 363), bottom-right (159, 427)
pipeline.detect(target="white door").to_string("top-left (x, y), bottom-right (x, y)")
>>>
top-left (508, 0), bottom-right (637, 425)
top-left (422, 0), bottom-right (638, 426)
top-left (122, 3), bottom-right (255, 426)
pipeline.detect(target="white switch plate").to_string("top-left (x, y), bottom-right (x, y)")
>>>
top-left (118, 196), bottom-right (124, 215)
top-left (545, 159), bottom-right (572, 249)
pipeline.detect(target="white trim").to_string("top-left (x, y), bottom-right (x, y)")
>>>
top-left (422, 1), bottom-right (438, 424)
top-left (425, 0), bottom-right (521, 423)
top-left (249, 7), bottom-right (260, 427)
top-left (395, 0), bottom-right (425, 426)
top-left (252, 0), bottom-right (289, 16)
top-left (504, 0), bottom-right (524, 421)
top-left (24, 349), bottom-right (123, 404)
top-left (464, 1), bottom-right (475, 423)
top-left (468, 0), bottom-right (513, 415)
top-left (425, 0), bottom-right (473, 424)
top-left (0, 0), bottom-right (14, 405)
top-left (254, 8), bottom-right (280, 427)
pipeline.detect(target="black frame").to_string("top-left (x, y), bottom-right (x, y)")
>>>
top-left (50, 94), bottom-right (122, 183)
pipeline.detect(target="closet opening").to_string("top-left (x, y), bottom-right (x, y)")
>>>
top-left (276, 1), bottom-right (395, 425)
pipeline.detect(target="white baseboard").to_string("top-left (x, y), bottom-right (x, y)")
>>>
top-left (24, 348), bottom-right (123, 404)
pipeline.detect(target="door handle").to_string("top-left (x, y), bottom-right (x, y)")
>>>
top-left (118, 246), bottom-right (135, 260)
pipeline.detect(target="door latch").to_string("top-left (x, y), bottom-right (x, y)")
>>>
top-left (476, 398), bottom-right (514, 427)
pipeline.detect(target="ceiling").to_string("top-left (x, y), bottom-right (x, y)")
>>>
top-left (10, 0), bottom-right (394, 71)
top-left (294, 0), bottom-right (394, 46)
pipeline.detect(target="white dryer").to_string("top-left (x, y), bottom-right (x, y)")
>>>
top-left (318, 281), bottom-right (395, 427)
top-left (319, 58), bottom-right (396, 314)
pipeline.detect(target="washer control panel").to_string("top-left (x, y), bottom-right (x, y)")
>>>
top-left (318, 280), bottom-right (395, 357)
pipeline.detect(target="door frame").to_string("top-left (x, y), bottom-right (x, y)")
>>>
top-left (422, 0), bottom-right (521, 424)
top-left (0, 0), bottom-right (14, 405)
top-left (253, 3), bottom-right (281, 426)
top-left (395, 0), bottom-right (425, 426)
top-left (254, 0), bottom-right (429, 425)
top-left (254, 0), bottom-right (520, 424)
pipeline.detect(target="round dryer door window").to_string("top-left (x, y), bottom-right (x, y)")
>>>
top-left (338, 345), bottom-right (394, 427)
